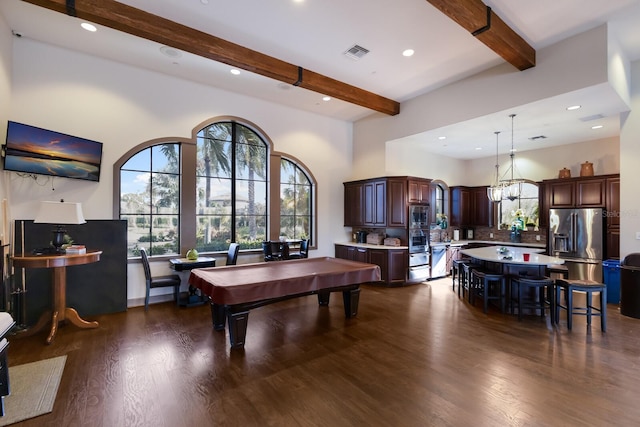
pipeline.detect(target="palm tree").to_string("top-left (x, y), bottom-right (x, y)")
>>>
top-left (198, 124), bottom-right (232, 244)
top-left (236, 124), bottom-right (267, 241)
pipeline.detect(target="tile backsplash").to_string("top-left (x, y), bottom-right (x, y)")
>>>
top-left (432, 226), bottom-right (547, 245)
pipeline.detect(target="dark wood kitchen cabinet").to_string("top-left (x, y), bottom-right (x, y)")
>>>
top-left (335, 244), bottom-right (407, 285)
top-left (472, 187), bottom-right (493, 227)
top-left (344, 182), bottom-right (364, 226)
top-left (363, 179), bottom-right (386, 227)
top-left (450, 187), bottom-right (470, 227)
top-left (408, 178), bottom-right (431, 204)
top-left (344, 176), bottom-right (427, 228)
top-left (387, 178), bottom-right (408, 227)
top-left (606, 176), bottom-right (620, 259)
top-left (546, 177), bottom-right (607, 208)
top-left (450, 186), bottom-right (492, 227)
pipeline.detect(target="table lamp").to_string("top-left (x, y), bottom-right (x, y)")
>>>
top-left (33, 199), bottom-right (86, 253)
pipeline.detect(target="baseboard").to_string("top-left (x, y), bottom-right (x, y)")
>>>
top-left (127, 294), bottom-right (175, 309)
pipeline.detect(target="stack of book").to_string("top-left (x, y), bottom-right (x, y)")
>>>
top-left (65, 245), bottom-right (86, 254)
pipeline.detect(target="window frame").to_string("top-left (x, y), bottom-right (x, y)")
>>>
top-left (114, 117), bottom-right (317, 259)
top-left (278, 155), bottom-right (315, 245)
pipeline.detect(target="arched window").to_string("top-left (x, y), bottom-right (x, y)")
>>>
top-left (430, 180), bottom-right (449, 225)
top-left (196, 122), bottom-right (268, 251)
top-left (116, 118), bottom-right (315, 258)
top-left (280, 157), bottom-right (313, 244)
top-left (119, 143), bottom-right (180, 256)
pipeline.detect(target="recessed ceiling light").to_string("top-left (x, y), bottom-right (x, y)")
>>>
top-left (567, 105), bottom-right (581, 111)
top-left (159, 46), bottom-right (181, 58)
top-left (81, 23), bottom-right (97, 32)
top-left (322, 96), bottom-right (331, 102)
top-left (592, 125), bottom-right (604, 130)
top-left (201, 0), bottom-right (209, 4)
top-left (475, 147), bottom-right (482, 150)
top-left (402, 49), bottom-right (414, 57)
top-left (438, 136), bottom-right (446, 140)
top-left (230, 69), bottom-right (240, 75)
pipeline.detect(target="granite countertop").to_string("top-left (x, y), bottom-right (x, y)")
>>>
top-left (337, 240), bottom-right (545, 251)
top-left (436, 240), bottom-right (546, 249)
top-left (336, 242), bottom-right (409, 250)
top-left (461, 245), bottom-right (563, 266)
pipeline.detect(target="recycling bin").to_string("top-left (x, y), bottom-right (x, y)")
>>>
top-left (602, 259), bottom-right (621, 304)
top-left (620, 253), bottom-right (640, 318)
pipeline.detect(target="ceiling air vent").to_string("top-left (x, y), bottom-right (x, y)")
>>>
top-left (528, 135), bottom-right (547, 141)
top-left (579, 113), bottom-right (604, 122)
top-left (344, 44), bottom-right (370, 60)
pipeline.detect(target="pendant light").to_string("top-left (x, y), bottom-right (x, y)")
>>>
top-left (503, 113), bottom-right (523, 201)
top-left (487, 131), bottom-right (503, 202)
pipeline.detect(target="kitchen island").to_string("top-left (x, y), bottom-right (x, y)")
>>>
top-left (461, 245), bottom-right (564, 276)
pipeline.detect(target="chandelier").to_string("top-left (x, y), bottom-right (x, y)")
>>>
top-left (486, 114), bottom-right (524, 202)
top-left (502, 114), bottom-right (524, 201)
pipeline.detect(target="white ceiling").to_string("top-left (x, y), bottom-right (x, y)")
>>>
top-left (1, 0), bottom-right (639, 159)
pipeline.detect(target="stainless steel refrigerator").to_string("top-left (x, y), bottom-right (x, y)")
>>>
top-left (549, 208), bottom-right (604, 282)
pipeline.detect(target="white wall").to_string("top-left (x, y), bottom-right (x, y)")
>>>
top-left (463, 137), bottom-right (620, 185)
top-left (620, 60), bottom-right (640, 260)
top-left (386, 135), bottom-right (619, 187)
top-left (0, 13), bottom-right (12, 242)
top-left (352, 25), bottom-right (614, 180)
top-left (5, 38), bottom-right (353, 304)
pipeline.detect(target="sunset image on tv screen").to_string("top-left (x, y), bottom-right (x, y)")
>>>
top-left (3, 121), bottom-right (103, 182)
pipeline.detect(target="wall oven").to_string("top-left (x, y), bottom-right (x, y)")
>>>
top-left (409, 228), bottom-right (428, 254)
top-left (408, 204), bottom-right (430, 282)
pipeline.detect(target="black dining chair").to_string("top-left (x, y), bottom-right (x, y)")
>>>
top-left (289, 239), bottom-right (309, 259)
top-left (262, 241), bottom-right (276, 261)
top-left (226, 242), bottom-right (240, 265)
top-left (140, 247), bottom-right (182, 311)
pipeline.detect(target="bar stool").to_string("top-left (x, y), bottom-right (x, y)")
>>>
top-left (451, 259), bottom-right (465, 296)
top-left (555, 279), bottom-right (607, 331)
top-left (470, 270), bottom-right (506, 314)
top-left (510, 276), bottom-right (555, 322)
top-left (461, 262), bottom-right (482, 302)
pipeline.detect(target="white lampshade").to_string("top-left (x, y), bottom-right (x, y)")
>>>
top-left (34, 200), bottom-right (86, 225)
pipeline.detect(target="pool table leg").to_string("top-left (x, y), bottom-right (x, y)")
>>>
top-left (227, 310), bottom-right (249, 349)
top-left (210, 303), bottom-right (226, 331)
top-left (317, 291), bottom-right (330, 305)
top-left (343, 287), bottom-right (360, 318)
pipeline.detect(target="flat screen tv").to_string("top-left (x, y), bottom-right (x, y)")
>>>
top-left (2, 121), bottom-right (103, 182)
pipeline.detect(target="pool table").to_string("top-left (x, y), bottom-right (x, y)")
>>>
top-left (188, 257), bottom-right (381, 348)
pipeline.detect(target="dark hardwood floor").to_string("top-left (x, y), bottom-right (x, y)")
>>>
top-left (6, 277), bottom-right (640, 426)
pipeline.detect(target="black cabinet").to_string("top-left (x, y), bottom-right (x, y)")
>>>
top-left (14, 220), bottom-right (128, 326)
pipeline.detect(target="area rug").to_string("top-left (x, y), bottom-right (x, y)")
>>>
top-left (0, 355), bottom-right (66, 426)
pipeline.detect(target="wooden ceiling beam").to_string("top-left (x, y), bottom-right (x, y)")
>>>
top-left (426, 0), bottom-right (536, 70)
top-left (22, 0), bottom-right (400, 116)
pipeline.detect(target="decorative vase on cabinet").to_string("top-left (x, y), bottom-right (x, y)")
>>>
top-left (580, 161), bottom-right (594, 177)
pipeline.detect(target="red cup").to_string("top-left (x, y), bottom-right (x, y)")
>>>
top-left (523, 253), bottom-right (530, 261)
